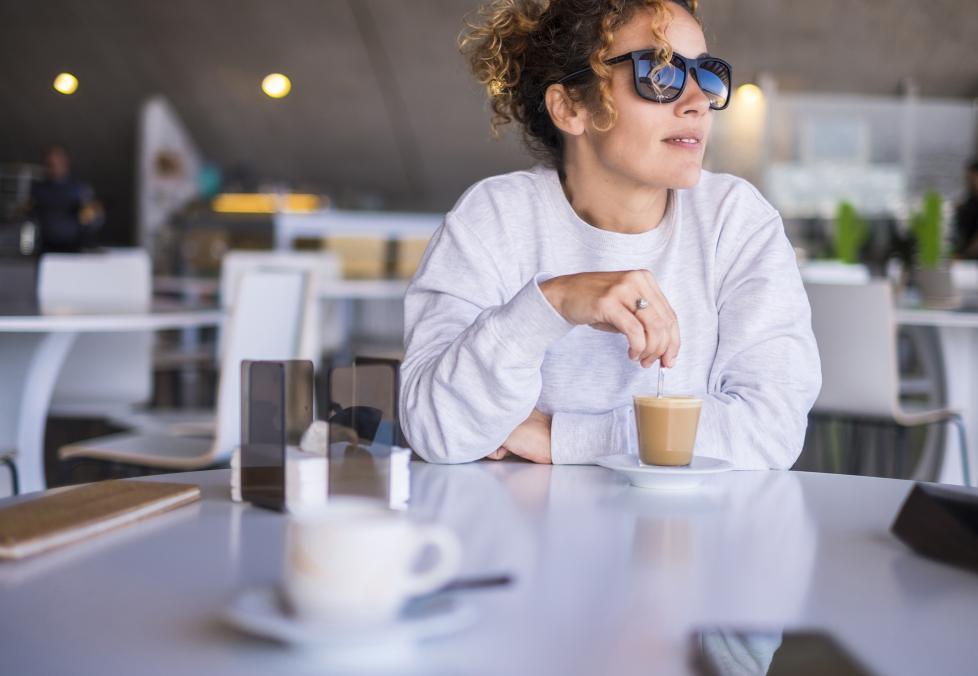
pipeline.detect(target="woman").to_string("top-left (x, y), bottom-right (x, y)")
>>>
top-left (399, 0), bottom-right (821, 468)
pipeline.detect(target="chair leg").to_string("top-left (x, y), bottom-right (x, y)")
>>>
top-left (948, 415), bottom-right (971, 488)
top-left (894, 426), bottom-right (907, 479)
top-left (2, 457), bottom-right (19, 496)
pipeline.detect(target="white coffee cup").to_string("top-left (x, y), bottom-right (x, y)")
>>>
top-left (283, 497), bottom-right (461, 626)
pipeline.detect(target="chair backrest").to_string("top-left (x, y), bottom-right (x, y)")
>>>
top-left (805, 280), bottom-right (899, 418)
top-left (219, 250), bottom-right (341, 309)
top-left (219, 250), bottom-right (342, 359)
top-left (39, 250), bottom-right (153, 407)
top-left (38, 249), bottom-right (150, 313)
top-left (210, 269), bottom-right (313, 464)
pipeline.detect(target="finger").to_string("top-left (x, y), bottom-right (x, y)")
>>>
top-left (632, 302), bottom-right (670, 367)
top-left (624, 270), bottom-right (678, 367)
top-left (638, 312), bottom-right (670, 367)
top-left (487, 447), bottom-right (508, 460)
top-left (650, 291), bottom-right (680, 368)
top-left (662, 310), bottom-right (681, 368)
top-left (623, 273), bottom-right (660, 363)
top-left (604, 303), bottom-right (647, 360)
top-left (632, 278), bottom-right (675, 367)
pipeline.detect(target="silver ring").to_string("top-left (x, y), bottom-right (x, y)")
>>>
top-left (635, 298), bottom-right (649, 311)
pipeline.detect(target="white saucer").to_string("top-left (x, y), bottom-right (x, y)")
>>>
top-left (596, 454), bottom-right (733, 490)
top-left (224, 587), bottom-right (477, 647)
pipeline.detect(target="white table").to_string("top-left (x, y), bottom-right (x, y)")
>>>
top-left (0, 464), bottom-right (975, 675)
top-left (896, 306), bottom-right (978, 485)
top-left (155, 275), bottom-right (409, 365)
top-left (155, 275), bottom-right (410, 302)
top-left (0, 306), bottom-right (223, 493)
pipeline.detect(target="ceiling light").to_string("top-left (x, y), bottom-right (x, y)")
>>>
top-left (262, 73), bottom-right (292, 99)
top-left (53, 72), bottom-right (78, 95)
top-left (735, 83), bottom-right (764, 106)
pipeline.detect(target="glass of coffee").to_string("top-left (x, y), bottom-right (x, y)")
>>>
top-left (633, 395), bottom-right (703, 466)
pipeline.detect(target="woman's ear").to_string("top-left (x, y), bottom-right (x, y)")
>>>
top-left (545, 84), bottom-right (588, 137)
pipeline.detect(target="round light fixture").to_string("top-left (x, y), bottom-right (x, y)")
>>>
top-left (735, 83), bottom-right (764, 106)
top-left (261, 73), bottom-right (292, 99)
top-left (53, 72), bottom-right (79, 95)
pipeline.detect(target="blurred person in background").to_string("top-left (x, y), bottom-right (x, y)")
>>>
top-left (400, 0), bottom-right (820, 468)
top-left (954, 159), bottom-right (978, 259)
top-left (24, 145), bottom-right (103, 254)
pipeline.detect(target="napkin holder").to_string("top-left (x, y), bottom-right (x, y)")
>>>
top-left (234, 360), bottom-right (316, 511)
top-left (232, 358), bottom-right (410, 512)
top-left (891, 482), bottom-right (978, 574)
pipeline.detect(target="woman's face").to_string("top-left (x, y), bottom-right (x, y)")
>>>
top-left (581, 3), bottom-right (713, 190)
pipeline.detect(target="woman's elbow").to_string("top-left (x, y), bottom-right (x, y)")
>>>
top-left (401, 425), bottom-right (488, 465)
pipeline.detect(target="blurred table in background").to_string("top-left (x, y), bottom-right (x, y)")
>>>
top-left (154, 275), bottom-right (411, 366)
top-left (0, 304), bottom-right (223, 493)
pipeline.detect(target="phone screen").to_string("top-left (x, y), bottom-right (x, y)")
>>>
top-left (690, 629), bottom-right (875, 676)
top-left (241, 361), bottom-right (286, 511)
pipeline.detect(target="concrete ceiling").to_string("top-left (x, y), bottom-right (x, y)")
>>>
top-left (1, 0), bottom-right (976, 242)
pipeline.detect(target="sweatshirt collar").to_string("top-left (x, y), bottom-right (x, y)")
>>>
top-left (536, 165), bottom-right (677, 257)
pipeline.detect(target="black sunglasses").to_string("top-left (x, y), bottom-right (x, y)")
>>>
top-left (552, 49), bottom-right (733, 111)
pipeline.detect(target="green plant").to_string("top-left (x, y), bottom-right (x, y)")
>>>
top-left (832, 201), bottom-right (869, 264)
top-left (910, 191), bottom-right (945, 268)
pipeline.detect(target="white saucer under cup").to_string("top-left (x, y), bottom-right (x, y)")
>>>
top-left (223, 586), bottom-right (477, 648)
top-left (596, 454), bottom-right (733, 490)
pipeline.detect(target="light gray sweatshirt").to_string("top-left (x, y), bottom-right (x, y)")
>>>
top-left (400, 165), bottom-right (821, 468)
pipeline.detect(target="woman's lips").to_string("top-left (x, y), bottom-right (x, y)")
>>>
top-left (662, 137), bottom-right (702, 150)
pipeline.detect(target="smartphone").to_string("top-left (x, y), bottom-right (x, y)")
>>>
top-left (690, 629), bottom-right (875, 676)
top-left (240, 361), bottom-right (286, 511)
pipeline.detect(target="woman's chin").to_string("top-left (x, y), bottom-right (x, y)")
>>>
top-left (667, 166), bottom-right (703, 190)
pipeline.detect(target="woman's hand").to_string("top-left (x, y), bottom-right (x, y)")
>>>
top-left (486, 408), bottom-right (552, 463)
top-left (540, 270), bottom-right (680, 368)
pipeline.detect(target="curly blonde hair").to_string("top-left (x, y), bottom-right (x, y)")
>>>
top-left (460, 0), bottom-right (700, 167)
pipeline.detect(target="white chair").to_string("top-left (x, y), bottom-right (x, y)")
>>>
top-left (38, 250), bottom-right (153, 418)
top-left (219, 250), bottom-right (343, 358)
top-left (806, 281), bottom-right (970, 486)
top-left (119, 250), bottom-right (341, 438)
top-left (59, 269), bottom-right (313, 470)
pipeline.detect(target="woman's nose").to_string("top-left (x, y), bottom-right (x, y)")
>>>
top-left (676, 70), bottom-right (711, 116)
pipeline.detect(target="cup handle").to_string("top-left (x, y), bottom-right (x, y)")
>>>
top-left (401, 525), bottom-right (461, 596)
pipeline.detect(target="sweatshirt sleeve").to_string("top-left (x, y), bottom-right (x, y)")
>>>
top-left (699, 213), bottom-right (822, 469)
top-left (550, 406), bottom-right (636, 464)
top-left (399, 212), bottom-right (574, 463)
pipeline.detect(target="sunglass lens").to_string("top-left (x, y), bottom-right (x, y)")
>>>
top-left (636, 53), bottom-right (684, 102)
top-left (694, 59), bottom-right (731, 109)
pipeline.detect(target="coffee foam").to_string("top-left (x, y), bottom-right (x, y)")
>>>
top-left (633, 395), bottom-right (701, 408)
